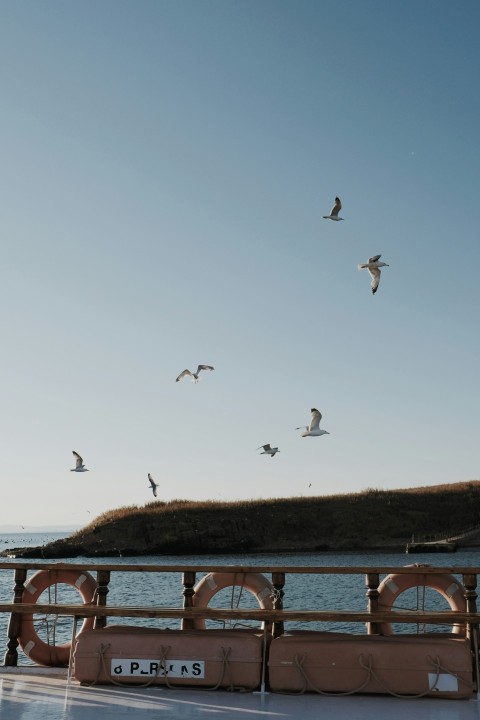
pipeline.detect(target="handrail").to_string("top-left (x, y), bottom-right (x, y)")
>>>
top-left (1, 562), bottom-right (479, 671)
top-left (0, 602), bottom-right (479, 624)
top-left (1, 562), bottom-right (480, 574)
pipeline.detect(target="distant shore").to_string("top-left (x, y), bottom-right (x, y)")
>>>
top-left (4, 481), bottom-right (480, 559)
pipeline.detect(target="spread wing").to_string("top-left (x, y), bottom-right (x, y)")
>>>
top-left (368, 267), bottom-right (381, 294)
top-left (176, 369), bottom-right (193, 382)
top-left (72, 451), bottom-right (83, 468)
top-left (309, 409), bottom-right (322, 432)
top-left (257, 444), bottom-right (271, 451)
top-left (368, 254), bottom-right (381, 263)
top-left (330, 197), bottom-right (342, 216)
top-left (196, 365), bottom-right (214, 375)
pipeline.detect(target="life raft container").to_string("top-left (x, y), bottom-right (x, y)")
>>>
top-left (74, 626), bottom-right (264, 689)
top-left (268, 632), bottom-right (473, 698)
top-left (18, 569), bottom-right (98, 667)
top-left (191, 572), bottom-right (274, 630)
top-left (377, 568), bottom-right (466, 636)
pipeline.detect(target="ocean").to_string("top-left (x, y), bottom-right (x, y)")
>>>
top-left (1, 532), bottom-right (480, 665)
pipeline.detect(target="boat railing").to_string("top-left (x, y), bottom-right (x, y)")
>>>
top-left (1, 562), bottom-right (480, 673)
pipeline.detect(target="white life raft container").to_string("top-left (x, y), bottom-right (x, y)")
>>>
top-left (268, 631), bottom-right (473, 699)
top-left (73, 626), bottom-right (264, 690)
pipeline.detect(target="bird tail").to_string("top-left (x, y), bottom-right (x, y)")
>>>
top-left (301, 431), bottom-right (309, 437)
top-left (358, 264), bottom-right (368, 270)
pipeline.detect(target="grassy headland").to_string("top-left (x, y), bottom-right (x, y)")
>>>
top-left (6, 481), bottom-right (480, 558)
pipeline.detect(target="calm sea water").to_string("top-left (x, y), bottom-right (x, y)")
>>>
top-left (1, 532), bottom-right (480, 664)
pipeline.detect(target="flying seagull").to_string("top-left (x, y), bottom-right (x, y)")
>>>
top-left (323, 196), bottom-right (344, 221)
top-left (148, 473), bottom-right (159, 497)
top-left (257, 444), bottom-right (280, 458)
top-left (296, 408), bottom-right (330, 438)
top-left (71, 451), bottom-right (89, 472)
top-left (358, 254), bottom-right (389, 294)
top-left (176, 365), bottom-right (214, 383)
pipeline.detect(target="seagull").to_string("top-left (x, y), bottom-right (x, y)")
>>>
top-left (148, 473), bottom-right (159, 497)
top-left (323, 196), bottom-right (344, 221)
top-left (296, 408), bottom-right (330, 438)
top-left (358, 254), bottom-right (389, 294)
top-left (176, 365), bottom-right (215, 383)
top-left (71, 451), bottom-right (89, 472)
top-left (257, 444), bottom-right (280, 458)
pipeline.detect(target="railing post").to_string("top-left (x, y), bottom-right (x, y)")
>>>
top-left (94, 570), bottom-right (111, 629)
top-left (182, 571), bottom-right (196, 630)
top-left (366, 572), bottom-right (381, 635)
top-left (271, 572), bottom-right (285, 638)
top-left (463, 572), bottom-right (479, 692)
top-left (4, 568), bottom-right (27, 666)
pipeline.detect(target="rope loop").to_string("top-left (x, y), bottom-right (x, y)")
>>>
top-left (280, 651), bottom-right (468, 698)
top-left (84, 642), bottom-right (248, 691)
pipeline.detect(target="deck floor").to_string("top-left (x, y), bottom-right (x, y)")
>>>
top-left (1, 669), bottom-right (480, 720)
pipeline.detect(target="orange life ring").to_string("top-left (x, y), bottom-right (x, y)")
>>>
top-left (191, 571), bottom-right (274, 630)
top-left (18, 569), bottom-right (98, 667)
top-left (377, 568), bottom-right (466, 636)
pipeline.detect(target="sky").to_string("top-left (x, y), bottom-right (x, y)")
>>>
top-left (1, 0), bottom-right (479, 528)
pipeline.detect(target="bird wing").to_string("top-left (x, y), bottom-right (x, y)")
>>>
top-left (148, 474), bottom-right (158, 496)
top-left (330, 197), bottom-right (342, 216)
top-left (72, 451), bottom-right (83, 468)
top-left (257, 444), bottom-right (271, 451)
top-left (368, 267), bottom-right (381, 293)
top-left (368, 254), bottom-right (381, 264)
top-left (196, 365), bottom-right (214, 375)
top-left (176, 369), bottom-right (192, 382)
top-left (309, 409), bottom-right (322, 431)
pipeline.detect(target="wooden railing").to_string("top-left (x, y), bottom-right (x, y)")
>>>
top-left (1, 562), bottom-right (479, 672)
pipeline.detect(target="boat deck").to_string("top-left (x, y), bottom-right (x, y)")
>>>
top-left (1, 668), bottom-right (480, 720)
top-left (2, 562), bottom-right (480, 718)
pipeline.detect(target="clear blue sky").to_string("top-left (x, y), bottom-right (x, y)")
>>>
top-left (1, 0), bottom-right (479, 527)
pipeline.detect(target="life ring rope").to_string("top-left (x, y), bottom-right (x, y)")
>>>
top-left (18, 569), bottom-right (98, 667)
top-left (191, 571), bottom-right (274, 630)
top-left (377, 569), bottom-right (466, 636)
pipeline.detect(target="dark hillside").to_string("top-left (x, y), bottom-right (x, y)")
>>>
top-left (6, 481), bottom-right (480, 558)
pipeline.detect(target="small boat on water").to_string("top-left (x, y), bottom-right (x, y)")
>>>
top-left (1, 560), bottom-right (480, 719)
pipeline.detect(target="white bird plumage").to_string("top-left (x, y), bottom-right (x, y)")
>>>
top-left (358, 254), bottom-right (389, 294)
top-left (323, 196), bottom-right (344, 221)
top-left (296, 408), bottom-right (330, 437)
top-left (176, 365), bottom-right (215, 383)
top-left (148, 473), bottom-right (159, 497)
top-left (71, 451), bottom-right (89, 472)
top-left (257, 444), bottom-right (280, 457)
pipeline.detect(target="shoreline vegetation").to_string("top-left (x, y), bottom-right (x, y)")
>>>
top-left (4, 481), bottom-right (480, 559)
